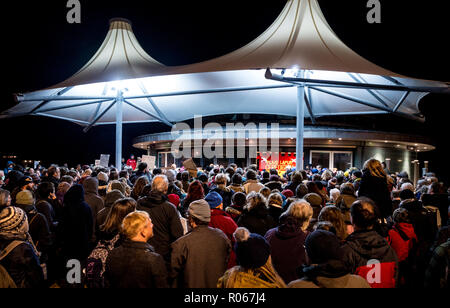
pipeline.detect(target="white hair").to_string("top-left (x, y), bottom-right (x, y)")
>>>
top-left (330, 188), bottom-right (341, 202)
top-left (400, 183), bottom-right (414, 192)
top-left (152, 175), bottom-right (169, 193)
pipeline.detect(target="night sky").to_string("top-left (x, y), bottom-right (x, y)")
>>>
top-left (1, 1), bottom-right (449, 182)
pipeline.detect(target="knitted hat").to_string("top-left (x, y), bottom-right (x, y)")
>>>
top-left (205, 191), bottom-right (223, 209)
top-left (110, 180), bottom-right (126, 195)
top-left (304, 193), bottom-right (322, 207)
top-left (304, 230), bottom-right (344, 264)
top-left (234, 227), bottom-right (270, 269)
top-left (15, 190), bottom-right (34, 206)
top-left (282, 189), bottom-right (294, 199)
top-left (168, 194), bottom-right (180, 207)
top-left (269, 175), bottom-right (280, 182)
top-left (188, 199), bottom-right (211, 223)
top-left (97, 172), bottom-right (109, 183)
top-left (0, 206), bottom-right (27, 232)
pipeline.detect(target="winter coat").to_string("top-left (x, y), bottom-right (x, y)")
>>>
top-left (244, 180), bottom-right (265, 195)
top-left (170, 225), bottom-right (231, 288)
top-left (343, 229), bottom-right (398, 288)
top-left (60, 185), bottom-right (94, 261)
top-left (212, 186), bottom-right (235, 208)
top-left (288, 260), bottom-right (370, 288)
top-left (209, 208), bottom-right (238, 268)
top-left (227, 184), bottom-right (244, 194)
top-left (387, 222), bottom-right (417, 262)
top-left (237, 206), bottom-right (277, 236)
top-left (35, 199), bottom-right (57, 231)
top-left (0, 239), bottom-right (44, 288)
top-left (104, 239), bottom-right (168, 288)
top-left (265, 217), bottom-right (309, 284)
top-left (137, 191), bottom-right (184, 263)
top-left (15, 204), bottom-right (52, 260)
top-left (400, 199), bottom-right (437, 244)
top-left (225, 205), bottom-right (243, 223)
top-left (268, 204), bottom-right (284, 223)
top-left (358, 170), bottom-right (392, 218)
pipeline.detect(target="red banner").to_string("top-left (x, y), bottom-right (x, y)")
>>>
top-left (257, 152), bottom-right (297, 174)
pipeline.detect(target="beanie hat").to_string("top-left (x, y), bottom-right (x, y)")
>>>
top-left (15, 190), bottom-right (35, 206)
top-left (234, 227), bottom-right (270, 269)
top-left (304, 193), bottom-right (322, 207)
top-left (205, 191), bottom-right (223, 209)
top-left (0, 206), bottom-right (27, 232)
top-left (282, 189), bottom-right (294, 199)
top-left (97, 172), bottom-right (109, 183)
top-left (188, 199), bottom-right (211, 223)
top-left (393, 207), bottom-right (410, 224)
top-left (105, 190), bottom-right (125, 208)
top-left (304, 230), bottom-right (344, 264)
top-left (168, 194), bottom-right (180, 208)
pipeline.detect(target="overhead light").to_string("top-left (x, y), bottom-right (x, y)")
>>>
top-left (384, 140), bottom-right (388, 143)
top-left (338, 138), bottom-right (342, 141)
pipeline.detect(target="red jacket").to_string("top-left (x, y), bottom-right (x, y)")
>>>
top-left (209, 209), bottom-right (238, 268)
top-left (126, 159), bottom-right (137, 171)
top-left (387, 222), bottom-right (417, 262)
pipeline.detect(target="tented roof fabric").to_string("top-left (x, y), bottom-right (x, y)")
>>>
top-left (2, 0), bottom-right (447, 126)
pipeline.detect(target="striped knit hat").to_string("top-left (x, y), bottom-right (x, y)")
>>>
top-left (0, 206), bottom-right (27, 232)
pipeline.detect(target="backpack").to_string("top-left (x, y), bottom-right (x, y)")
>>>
top-left (0, 240), bottom-right (25, 288)
top-left (85, 234), bottom-right (120, 288)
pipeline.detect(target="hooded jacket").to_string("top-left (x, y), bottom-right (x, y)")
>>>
top-left (83, 177), bottom-right (104, 221)
top-left (387, 222), bottom-right (417, 262)
top-left (137, 191), bottom-right (184, 263)
top-left (212, 185), bottom-right (235, 208)
top-left (60, 185), bottom-right (93, 261)
top-left (265, 217), bottom-right (309, 284)
top-left (343, 229), bottom-right (398, 288)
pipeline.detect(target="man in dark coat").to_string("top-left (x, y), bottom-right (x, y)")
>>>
top-left (105, 211), bottom-right (168, 288)
top-left (171, 199), bottom-right (231, 288)
top-left (343, 198), bottom-right (398, 288)
top-left (137, 175), bottom-right (184, 265)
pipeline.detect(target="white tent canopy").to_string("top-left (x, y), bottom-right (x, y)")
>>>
top-left (2, 0), bottom-right (448, 169)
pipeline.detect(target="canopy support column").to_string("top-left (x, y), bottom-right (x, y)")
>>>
top-left (116, 91), bottom-right (124, 171)
top-left (296, 70), bottom-right (305, 170)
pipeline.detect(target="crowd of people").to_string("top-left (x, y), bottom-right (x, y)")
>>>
top-left (0, 157), bottom-right (448, 288)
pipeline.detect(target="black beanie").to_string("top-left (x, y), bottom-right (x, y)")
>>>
top-left (305, 230), bottom-right (343, 264)
top-left (234, 228), bottom-right (270, 269)
top-left (399, 189), bottom-right (415, 200)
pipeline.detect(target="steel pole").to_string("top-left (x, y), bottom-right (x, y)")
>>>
top-left (296, 70), bottom-right (305, 170)
top-left (116, 91), bottom-right (124, 171)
